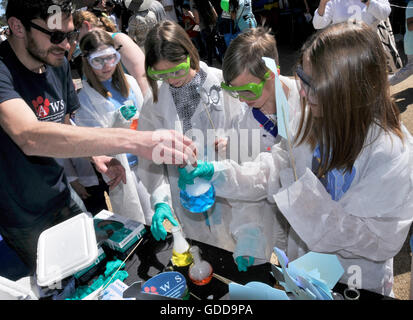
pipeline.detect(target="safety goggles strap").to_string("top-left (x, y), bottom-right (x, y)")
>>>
top-left (296, 65), bottom-right (313, 88)
top-left (87, 46), bottom-right (119, 60)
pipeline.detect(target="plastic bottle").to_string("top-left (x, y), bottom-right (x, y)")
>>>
top-left (188, 246), bottom-right (213, 286)
top-left (180, 164), bottom-right (215, 213)
top-left (171, 226), bottom-right (193, 267)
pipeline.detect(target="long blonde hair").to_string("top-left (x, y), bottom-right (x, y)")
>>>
top-left (73, 9), bottom-right (117, 32)
top-left (80, 29), bottom-right (130, 99)
top-left (295, 21), bottom-right (403, 178)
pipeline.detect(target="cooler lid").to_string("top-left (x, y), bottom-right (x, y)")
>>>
top-left (36, 212), bottom-right (98, 287)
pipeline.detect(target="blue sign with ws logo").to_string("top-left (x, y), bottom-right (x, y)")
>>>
top-left (142, 271), bottom-right (188, 299)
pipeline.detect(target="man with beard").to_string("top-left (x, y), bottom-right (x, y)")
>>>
top-left (0, 0), bottom-right (197, 273)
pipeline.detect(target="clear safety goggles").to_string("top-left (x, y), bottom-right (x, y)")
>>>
top-left (295, 65), bottom-right (315, 96)
top-left (147, 56), bottom-right (190, 81)
top-left (87, 47), bottom-right (121, 70)
top-left (295, 64), bottom-right (318, 105)
top-left (220, 71), bottom-right (271, 101)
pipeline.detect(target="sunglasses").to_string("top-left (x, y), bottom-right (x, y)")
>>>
top-left (29, 21), bottom-right (79, 45)
top-left (147, 56), bottom-right (191, 81)
top-left (220, 71), bottom-right (271, 101)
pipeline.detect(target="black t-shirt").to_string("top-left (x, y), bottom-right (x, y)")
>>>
top-left (0, 40), bottom-right (80, 228)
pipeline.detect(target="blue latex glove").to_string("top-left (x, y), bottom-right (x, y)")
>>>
top-left (178, 160), bottom-right (214, 190)
top-left (151, 203), bottom-right (178, 241)
top-left (235, 256), bottom-right (255, 272)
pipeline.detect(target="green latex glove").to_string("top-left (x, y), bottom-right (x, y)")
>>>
top-left (151, 203), bottom-right (178, 241)
top-left (66, 259), bottom-right (128, 300)
top-left (235, 256), bottom-right (255, 272)
top-left (221, 0), bottom-right (229, 12)
top-left (178, 161), bottom-right (214, 190)
top-left (119, 104), bottom-right (137, 120)
top-left (177, 166), bottom-right (194, 190)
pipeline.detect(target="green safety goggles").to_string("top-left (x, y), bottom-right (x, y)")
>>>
top-left (220, 71), bottom-right (271, 101)
top-left (147, 56), bottom-right (191, 81)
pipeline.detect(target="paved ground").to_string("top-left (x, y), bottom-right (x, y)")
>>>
top-left (390, 75), bottom-right (413, 300)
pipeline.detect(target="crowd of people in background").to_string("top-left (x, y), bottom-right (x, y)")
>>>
top-left (61, 1), bottom-right (406, 72)
top-left (0, 0), bottom-right (408, 73)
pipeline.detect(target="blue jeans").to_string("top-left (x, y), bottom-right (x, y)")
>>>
top-left (0, 200), bottom-right (83, 273)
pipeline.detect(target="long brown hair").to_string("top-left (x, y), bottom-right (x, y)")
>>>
top-left (222, 27), bottom-right (279, 84)
top-left (80, 29), bottom-right (130, 98)
top-left (144, 20), bottom-right (200, 103)
top-left (295, 20), bottom-right (403, 178)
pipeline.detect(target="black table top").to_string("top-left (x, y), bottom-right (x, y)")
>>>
top-left (102, 226), bottom-right (394, 301)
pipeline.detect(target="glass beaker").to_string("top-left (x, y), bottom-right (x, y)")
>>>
top-left (179, 164), bottom-right (215, 213)
top-left (171, 226), bottom-right (193, 267)
top-left (188, 246), bottom-right (213, 286)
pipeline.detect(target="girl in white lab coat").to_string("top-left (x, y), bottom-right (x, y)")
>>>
top-left (220, 27), bottom-right (301, 271)
top-left (137, 20), bottom-right (243, 252)
top-left (179, 21), bottom-right (413, 296)
top-left (75, 29), bottom-right (153, 224)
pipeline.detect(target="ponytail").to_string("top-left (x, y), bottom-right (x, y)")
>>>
top-left (73, 9), bottom-right (117, 32)
top-left (99, 15), bottom-right (117, 32)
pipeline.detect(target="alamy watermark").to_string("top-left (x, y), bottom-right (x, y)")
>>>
top-left (347, 265), bottom-right (362, 290)
top-left (150, 121), bottom-right (266, 171)
top-left (47, 5), bottom-right (62, 30)
top-left (347, 5), bottom-right (363, 22)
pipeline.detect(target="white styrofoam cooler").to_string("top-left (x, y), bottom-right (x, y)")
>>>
top-left (36, 213), bottom-right (98, 287)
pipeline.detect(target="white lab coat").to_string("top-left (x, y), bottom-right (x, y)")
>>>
top-left (62, 157), bottom-right (100, 188)
top-left (227, 76), bottom-right (301, 264)
top-left (54, 158), bottom-right (89, 213)
top-left (312, 0), bottom-right (391, 29)
top-left (210, 110), bottom-right (413, 295)
top-left (75, 74), bottom-right (150, 224)
top-left (137, 61), bottom-right (244, 252)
